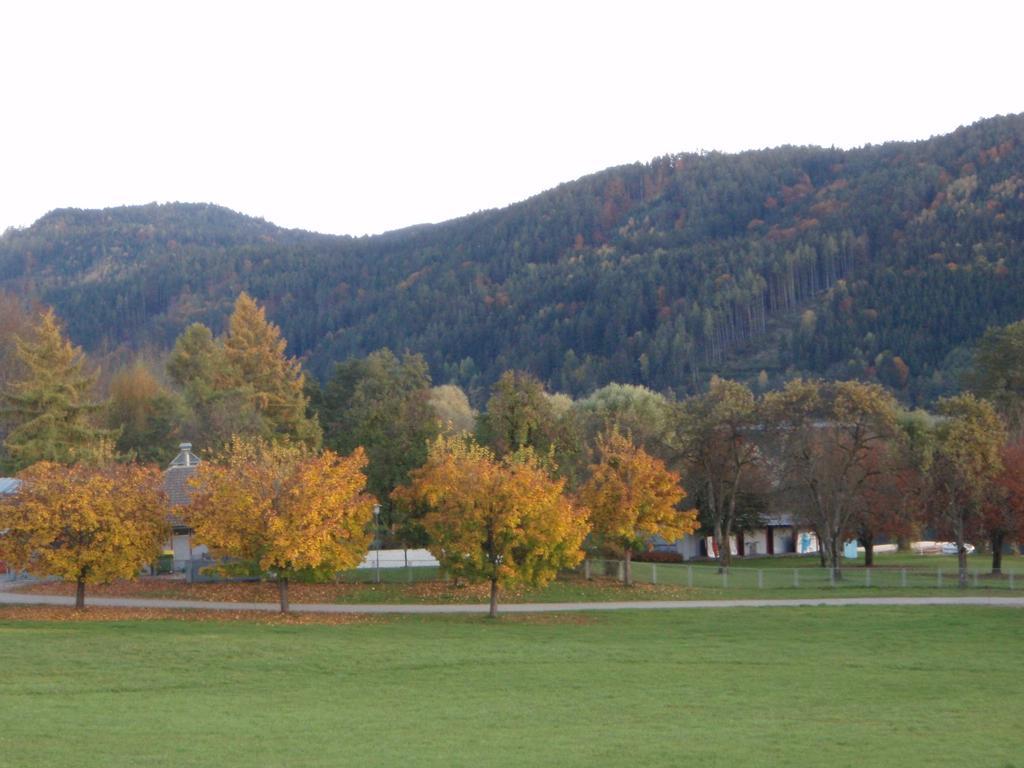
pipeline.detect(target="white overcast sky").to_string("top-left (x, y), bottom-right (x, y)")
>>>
top-left (1, 0), bottom-right (1021, 237)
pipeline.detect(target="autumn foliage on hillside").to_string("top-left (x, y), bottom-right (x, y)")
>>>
top-left (2, 115), bottom-right (1023, 402)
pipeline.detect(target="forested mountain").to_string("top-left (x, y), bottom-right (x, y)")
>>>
top-left (3, 113), bottom-right (1024, 403)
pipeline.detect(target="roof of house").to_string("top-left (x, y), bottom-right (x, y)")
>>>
top-left (164, 443), bottom-right (200, 508)
top-left (0, 478), bottom-right (21, 494)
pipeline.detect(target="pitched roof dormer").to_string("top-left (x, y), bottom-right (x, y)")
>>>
top-left (169, 442), bottom-right (200, 469)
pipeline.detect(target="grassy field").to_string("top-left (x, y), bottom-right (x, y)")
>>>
top-left (1, 607), bottom-right (1021, 767)
top-left (625, 555), bottom-right (1024, 591)
top-left (713, 551), bottom-right (1024, 571)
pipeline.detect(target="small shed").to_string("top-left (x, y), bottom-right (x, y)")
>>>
top-left (162, 443), bottom-right (208, 568)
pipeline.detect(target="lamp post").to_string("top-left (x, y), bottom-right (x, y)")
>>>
top-left (373, 504), bottom-right (381, 584)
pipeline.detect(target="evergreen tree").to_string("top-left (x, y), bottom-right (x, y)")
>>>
top-left (478, 370), bottom-right (558, 456)
top-left (968, 320), bottom-right (1024, 436)
top-left (2, 309), bottom-right (111, 469)
top-left (167, 321), bottom-right (266, 450)
top-left (222, 293), bottom-right (322, 448)
top-left (0, 291), bottom-right (39, 466)
top-left (167, 323), bottom-right (223, 394)
top-left (317, 349), bottom-right (439, 543)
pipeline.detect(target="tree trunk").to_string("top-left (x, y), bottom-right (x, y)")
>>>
top-left (278, 576), bottom-right (290, 613)
top-left (488, 578), bottom-right (498, 618)
top-left (713, 521), bottom-right (729, 573)
top-left (829, 533), bottom-right (842, 581)
top-left (624, 548), bottom-right (633, 586)
top-left (955, 515), bottom-right (967, 588)
top-left (991, 531), bottom-right (1005, 576)
top-left (862, 533), bottom-right (875, 567)
top-left (897, 534), bottom-right (912, 552)
top-left (724, 467), bottom-right (742, 570)
top-left (75, 578), bottom-right (86, 610)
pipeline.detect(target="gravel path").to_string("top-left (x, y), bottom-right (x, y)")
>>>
top-left (1, 591), bottom-right (1022, 614)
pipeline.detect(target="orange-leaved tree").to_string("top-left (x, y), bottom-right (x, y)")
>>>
top-left (0, 461), bottom-right (169, 609)
top-left (187, 436), bottom-right (375, 612)
top-left (394, 435), bottom-right (589, 617)
top-left (580, 430), bottom-right (696, 585)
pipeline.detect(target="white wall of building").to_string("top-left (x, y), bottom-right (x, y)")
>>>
top-left (743, 529), bottom-right (768, 556)
top-left (674, 535), bottom-right (702, 561)
top-left (170, 533), bottom-right (208, 567)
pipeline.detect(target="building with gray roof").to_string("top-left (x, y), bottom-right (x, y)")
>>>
top-left (162, 443), bottom-right (208, 570)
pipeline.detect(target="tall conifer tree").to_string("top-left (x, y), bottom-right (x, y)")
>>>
top-left (2, 309), bottom-right (111, 469)
top-left (221, 293), bottom-right (321, 448)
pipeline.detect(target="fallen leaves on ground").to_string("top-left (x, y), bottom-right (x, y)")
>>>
top-left (19, 578), bottom-right (352, 603)
top-left (13, 574), bottom-right (690, 604)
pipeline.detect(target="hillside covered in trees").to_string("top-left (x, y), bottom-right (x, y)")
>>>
top-left (2, 113), bottom-right (1024, 402)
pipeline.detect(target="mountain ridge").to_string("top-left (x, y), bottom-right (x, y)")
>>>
top-left (2, 113), bottom-right (1023, 403)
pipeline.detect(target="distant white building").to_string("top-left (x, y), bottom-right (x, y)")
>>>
top-left (654, 514), bottom-right (820, 560)
top-left (0, 478), bottom-right (23, 577)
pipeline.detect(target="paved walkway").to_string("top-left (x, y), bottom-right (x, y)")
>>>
top-left (1, 590), bottom-right (1022, 614)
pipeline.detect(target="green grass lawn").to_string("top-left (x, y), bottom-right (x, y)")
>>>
top-left (717, 551), bottom-right (1024, 572)
top-left (0, 607), bottom-right (1021, 768)
top-left (327, 577), bottom-right (1024, 605)
top-left (626, 557), bottom-right (1024, 591)
top-left (330, 551), bottom-right (1024, 604)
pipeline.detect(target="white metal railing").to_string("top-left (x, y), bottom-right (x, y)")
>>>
top-left (578, 558), bottom-right (1021, 591)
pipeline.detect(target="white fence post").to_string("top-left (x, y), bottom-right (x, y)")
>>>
top-left (901, 569), bottom-right (907, 588)
top-left (652, 563), bottom-right (658, 585)
top-left (618, 560), bottom-right (625, 583)
top-left (687, 565), bottom-right (693, 588)
top-left (584, 559), bottom-right (591, 580)
top-left (757, 570), bottom-right (763, 589)
top-left (1010, 572), bottom-right (1015, 591)
top-left (793, 569), bottom-right (800, 588)
top-left (937, 569), bottom-right (943, 588)
top-left (865, 568), bottom-right (871, 588)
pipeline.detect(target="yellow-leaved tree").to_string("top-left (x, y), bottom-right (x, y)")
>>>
top-left (580, 430), bottom-right (696, 585)
top-left (187, 436), bottom-right (375, 611)
top-left (930, 394), bottom-right (1006, 588)
top-left (0, 461), bottom-right (169, 609)
top-left (394, 435), bottom-right (589, 617)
